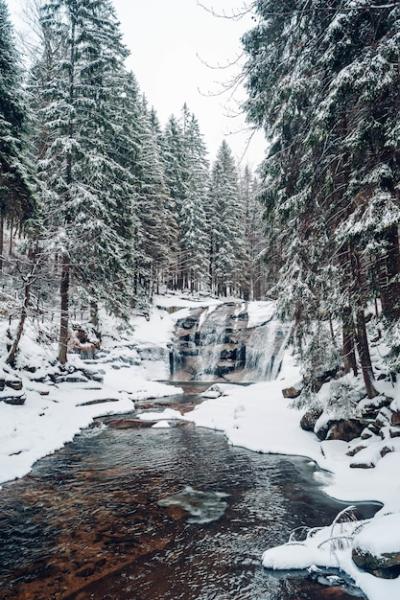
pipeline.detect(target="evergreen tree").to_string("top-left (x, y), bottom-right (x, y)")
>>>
top-left (180, 111), bottom-right (210, 290)
top-left (239, 166), bottom-right (265, 300)
top-left (243, 0), bottom-right (400, 397)
top-left (34, 0), bottom-right (136, 362)
top-left (209, 141), bottom-right (244, 296)
top-left (0, 0), bottom-right (37, 267)
top-left (135, 99), bottom-right (176, 298)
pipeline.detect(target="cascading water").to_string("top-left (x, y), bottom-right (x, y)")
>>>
top-left (170, 301), bottom-right (289, 383)
top-left (243, 318), bottom-right (291, 382)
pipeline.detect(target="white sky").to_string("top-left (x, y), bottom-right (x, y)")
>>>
top-left (8, 0), bottom-right (265, 167)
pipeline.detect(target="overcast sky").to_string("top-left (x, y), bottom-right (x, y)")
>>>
top-left (8, 0), bottom-right (265, 167)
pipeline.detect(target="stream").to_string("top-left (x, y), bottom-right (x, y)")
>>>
top-left (0, 386), bottom-right (377, 600)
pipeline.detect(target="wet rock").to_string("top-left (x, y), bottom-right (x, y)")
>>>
top-left (108, 418), bottom-right (157, 429)
top-left (215, 361), bottom-right (235, 377)
top-left (349, 460), bottom-right (375, 469)
top-left (300, 408), bottom-right (323, 432)
top-left (158, 486), bottom-right (229, 524)
top-left (391, 411), bottom-right (400, 427)
top-left (220, 348), bottom-right (237, 361)
top-left (346, 444), bottom-right (367, 457)
top-left (176, 317), bottom-right (200, 330)
top-left (326, 420), bottom-right (364, 443)
top-left (2, 393), bottom-right (26, 406)
top-left (78, 398), bottom-right (120, 407)
top-left (5, 377), bottom-right (23, 391)
top-left (352, 548), bottom-right (400, 579)
top-left (282, 385), bottom-right (303, 399)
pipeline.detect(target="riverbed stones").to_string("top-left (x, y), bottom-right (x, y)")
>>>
top-left (108, 418), bottom-right (157, 429)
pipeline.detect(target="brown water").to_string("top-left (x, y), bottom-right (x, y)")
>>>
top-left (0, 390), bottom-right (375, 600)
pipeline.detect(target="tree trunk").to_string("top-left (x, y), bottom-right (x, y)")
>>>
top-left (342, 307), bottom-right (358, 376)
top-left (0, 210), bottom-right (4, 273)
top-left (6, 279), bottom-right (31, 367)
top-left (58, 254), bottom-right (70, 365)
top-left (9, 216), bottom-right (13, 255)
top-left (355, 309), bottom-right (377, 399)
top-left (380, 225), bottom-right (400, 320)
top-left (90, 300), bottom-right (99, 329)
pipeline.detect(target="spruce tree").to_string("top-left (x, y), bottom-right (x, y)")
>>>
top-left (34, 0), bottom-right (136, 362)
top-left (209, 141), bottom-right (244, 296)
top-left (0, 0), bottom-right (36, 267)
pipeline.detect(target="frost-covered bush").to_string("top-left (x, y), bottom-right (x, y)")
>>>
top-left (300, 321), bottom-right (341, 382)
top-left (324, 380), bottom-right (364, 421)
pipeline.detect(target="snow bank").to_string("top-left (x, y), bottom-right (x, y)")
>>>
top-left (0, 366), bottom-right (181, 486)
top-left (184, 381), bottom-right (321, 460)
top-left (353, 513), bottom-right (400, 557)
top-left (262, 514), bottom-right (400, 600)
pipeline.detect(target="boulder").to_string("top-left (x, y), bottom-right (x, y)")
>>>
top-left (282, 385), bottom-right (303, 399)
top-left (346, 444), bottom-right (367, 457)
top-left (300, 408), bottom-right (323, 432)
top-left (391, 411), bottom-right (400, 427)
top-left (2, 393), bottom-right (26, 406)
top-left (326, 419), bottom-right (364, 442)
top-left (352, 548), bottom-right (400, 579)
top-left (349, 460), bottom-right (375, 469)
top-left (359, 395), bottom-right (392, 419)
top-left (5, 377), bottom-right (23, 391)
top-left (360, 428), bottom-right (374, 440)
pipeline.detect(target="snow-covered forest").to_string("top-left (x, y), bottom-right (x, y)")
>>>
top-left (1, 1), bottom-right (400, 600)
top-left (0, 0), bottom-right (266, 368)
top-left (243, 0), bottom-right (400, 404)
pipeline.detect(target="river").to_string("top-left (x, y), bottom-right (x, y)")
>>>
top-left (0, 387), bottom-right (375, 599)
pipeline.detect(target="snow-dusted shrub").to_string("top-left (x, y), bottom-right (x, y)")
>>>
top-left (324, 380), bottom-right (364, 421)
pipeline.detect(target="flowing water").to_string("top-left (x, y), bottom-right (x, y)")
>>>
top-left (170, 302), bottom-right (289, 382)
top-left (0, 388), bottom-right (375, 600)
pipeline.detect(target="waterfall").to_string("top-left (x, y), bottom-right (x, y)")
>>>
top-left (170, 301), bottom-right (288, 382)
top-left (243, 319), bottom-right (291, 381)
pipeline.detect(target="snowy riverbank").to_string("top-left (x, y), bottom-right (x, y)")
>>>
top-left (0, 292), bottom-right (223, 487)
top-left (132, 300), bottom-right (400, 600)
top-left (181, 375), bottom-right (400, 600)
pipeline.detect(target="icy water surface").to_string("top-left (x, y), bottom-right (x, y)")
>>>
top-left (0, 390), bottom-right (375, 599)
